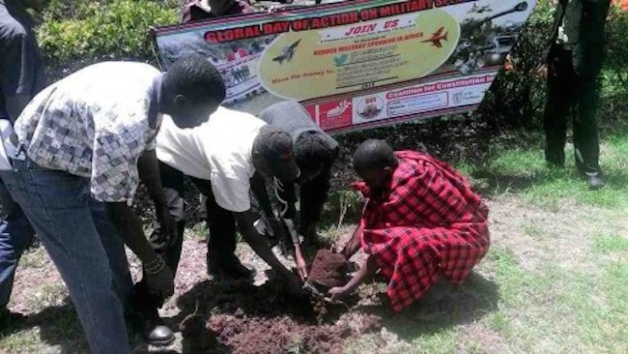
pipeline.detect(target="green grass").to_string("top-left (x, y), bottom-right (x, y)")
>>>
top-left (4, 124), bottom-right (628, 354)
top-left (459, 132), bottom-right (628, 210)
top-left (345, 133), bottom-right (628, 354)
top-left (594, 234), bottom-right (628, 254)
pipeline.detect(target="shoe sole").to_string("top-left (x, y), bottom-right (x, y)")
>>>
top-left (148, 335), bottom-right (176, 347)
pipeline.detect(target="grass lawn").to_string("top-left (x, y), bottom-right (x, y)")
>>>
top-left (1, 133), bottom-right (627, 353)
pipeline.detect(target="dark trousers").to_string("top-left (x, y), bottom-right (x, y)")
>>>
top-left (133, 162), bottom-right (236, 311)
top-left (543, 44), bottom-right (602, 176)
top-left (278, 161), bottom-right (333, 238)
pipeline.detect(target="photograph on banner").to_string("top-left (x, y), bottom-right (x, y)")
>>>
top-left (152, 0), bottom-right (536, 133)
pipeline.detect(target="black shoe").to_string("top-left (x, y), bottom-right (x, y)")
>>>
top-left (207, 257), bottom-right (255, 280)
top-left (147, 323), bottom-right (176, 347)
top-left (587, 175), bottom-right (605, 190)
top-left (128, 309), bottom-right (175, 347)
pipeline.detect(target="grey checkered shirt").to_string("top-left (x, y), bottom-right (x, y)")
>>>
top-left (14, 62), bottom-right (161, 202)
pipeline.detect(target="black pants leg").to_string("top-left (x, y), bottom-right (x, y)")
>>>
top-left (573, 64), bottom-right (602, 176)
top-left (133, 162), bottom-right (186, 312)
top-left (543, 44), bottom-right (575, 167)
top-left (299, 162), bottom-right (333, 239)
top-left (190, 178), bottom-right (237, 268)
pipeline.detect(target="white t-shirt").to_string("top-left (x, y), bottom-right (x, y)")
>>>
top-left (156, 106), bottom-right (264, 212)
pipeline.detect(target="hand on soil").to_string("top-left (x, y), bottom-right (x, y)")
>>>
top-left (327, 286), bottom-right (349, 303)
top-left (146, 265), bottom-right (175, 300)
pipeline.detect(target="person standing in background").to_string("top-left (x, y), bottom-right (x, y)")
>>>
top-left (0, 0), bottom-right (47, 324)
top-left (542, 0), bottom-right (611, 189)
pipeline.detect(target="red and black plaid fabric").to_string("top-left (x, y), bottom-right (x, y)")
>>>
top-left (355, 151), bottom-right (490, 311)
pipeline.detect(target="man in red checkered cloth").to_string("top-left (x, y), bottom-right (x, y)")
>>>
top-left (329, 139), bottom-right (490, 311)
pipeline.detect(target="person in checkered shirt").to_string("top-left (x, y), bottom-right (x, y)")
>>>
top-left (329, 139), bottom-right (490, 311)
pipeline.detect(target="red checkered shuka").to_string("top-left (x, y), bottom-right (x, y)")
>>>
top-left (354, 151), bottom-right (490, 311)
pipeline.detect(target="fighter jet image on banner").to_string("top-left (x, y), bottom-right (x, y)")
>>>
top-left (469, 3), bottom-right (493, 13)
top-left (422, 27), bottom-right (449, 48)
top-left (273, 39), bottom-right (302, 65)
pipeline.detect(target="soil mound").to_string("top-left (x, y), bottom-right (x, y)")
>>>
top-left (206, 312), bottom-right (382, 354)
top-left (308, 249), bottom-right (349, 290)
top-left (177, 277), bottom-right (383, 353)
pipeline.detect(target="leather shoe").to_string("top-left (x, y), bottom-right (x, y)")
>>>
top-left (147, 323), bottom-right (176, 347)
top-left (127, 309), bottom-right (175, 347)
top-left (587, 175), bottom-right (605, 190)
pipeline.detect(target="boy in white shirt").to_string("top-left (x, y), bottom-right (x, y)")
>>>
top-left (137, 107), bottom-right (303, 319)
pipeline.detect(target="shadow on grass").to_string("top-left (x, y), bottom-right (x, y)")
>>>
top-left (172, 279), bottom-right (320, 326)
top-left (0, 299), bottom-right (88, 353)
top-left (0, 298), bottom-right (183, 354)
top-left (356, 272), bottom-right (500, 340)
top-left (470, 166), bottom-right (628, 199)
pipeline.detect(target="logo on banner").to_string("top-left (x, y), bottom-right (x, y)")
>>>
top-left (319, 100), bottom-right (352, 130)
top-left (357, 97), bottom-right (384, 120)
top-left (326, 100), bottom-right (351, 118)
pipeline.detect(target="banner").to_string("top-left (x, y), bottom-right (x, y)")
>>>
top-left (152, 0), bottom-right (536, 133)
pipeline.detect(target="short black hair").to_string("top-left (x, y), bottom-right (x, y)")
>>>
top-left (294, 132), bottom-right (335, 172)
top-left (162, 54), bottom-right (226, 104)
top-left (352, 139), bottom-right (396, 172)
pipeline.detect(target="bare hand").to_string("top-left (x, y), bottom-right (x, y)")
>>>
top-left (145, 264), bottom-right (175, 302)
top-left (327, 286), bottom-right (349, 303)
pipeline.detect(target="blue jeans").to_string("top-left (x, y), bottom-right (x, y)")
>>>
top-left (0, 160), bottom-right (133, 354)
top-left (0, 177), bottom-right (35, 309)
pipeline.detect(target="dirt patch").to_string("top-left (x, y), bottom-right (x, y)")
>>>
top-left (203, 311), bottom-right (382, 354)
top-left (177, 278), bottom-right (382, 354)
top-left (308, 249), bottom-right (349, 291)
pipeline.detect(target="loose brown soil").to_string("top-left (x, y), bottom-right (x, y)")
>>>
top-left (307, 249), bottom-right (349, 290)
top-left (177, 278), bottom-right (382, 354)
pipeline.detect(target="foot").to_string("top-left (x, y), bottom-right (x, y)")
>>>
top-left (207, 257), bottom-right (255, 281)
top-left (587, 175), bottom-right (605, 190)
top-left (128, 309), bottom-right (175, 347)
top-left (545, 149), bottom-right (565, 169)
top-left (147, 322), bottom-right (176, 347)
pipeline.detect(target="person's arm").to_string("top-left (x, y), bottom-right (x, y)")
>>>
top-left (234, 209), bottom-right (291, 275)
top-left (279, 179), bottom-right (298, 220)
top-left (105, 202), bottom-right (159, 262)
top-left (328, 255), bottom-right (377, 302)
top-left (137, 150), bottom-right (169, 218)
top-left (250, 172), bottom-right (275, 217)
top-left (105, 202), bottom-right (174, 298)
top-left (340, 224), bottom-right (364, 260)
top-left (0, 17), bottom-right (45, 122)
top-left (250, 172), bottom-right (287, 240)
